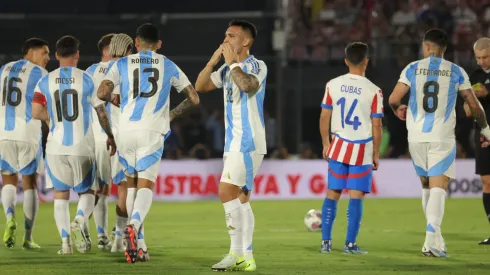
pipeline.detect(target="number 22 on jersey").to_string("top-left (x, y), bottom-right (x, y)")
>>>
top-left (336, 97), bottom-right (362, 130)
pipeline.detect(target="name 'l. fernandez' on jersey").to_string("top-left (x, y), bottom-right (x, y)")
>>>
top-left (0, 59), bottom-right (48, 144)
top-left (103, 50), bottom-right (191, 135)
top-left (398, 56), bottom-right (472, 142)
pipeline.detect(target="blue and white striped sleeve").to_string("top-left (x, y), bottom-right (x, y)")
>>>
top-left (398, 62), bottom-right (415, 87)
top-left (245, 60), bottom-right (267, 84)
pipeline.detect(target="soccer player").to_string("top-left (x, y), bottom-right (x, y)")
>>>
top-left (389, 29), bottom-right (490, 257)
top-left (0, 38), bottom-right (50, 249)
top-left (97, 23), bottom-right (200, 263)
top-left (319, 42), bottom-right (383, 254)
top-left (195, 20), bottom-right (267, 271)
top-left (465, 37), bottom-right (490, 245)
top-left (31, 35), bottom-right (116, 254)
top-left (85, 33), bottom-right (118, 250)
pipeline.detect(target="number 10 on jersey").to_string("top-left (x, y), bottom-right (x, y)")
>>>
top-left (336, 97), bottom-right (361, 130)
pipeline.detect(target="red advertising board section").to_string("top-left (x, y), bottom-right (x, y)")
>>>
top-left (0, 159), bottom-right (482, 202)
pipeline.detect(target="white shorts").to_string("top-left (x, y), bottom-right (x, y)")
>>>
top-left (0, 140), bottom-right (43, 176)
top-left (220, 151), bottom-right (264, 191)
top-left (409, 141), bottom-right (456, 179)
top-left (118, 131), bottom-right (164, 182)
top-left (45, 154), bottom-right (97, 193)
top-left (94, 141), bottom-right (126, 185)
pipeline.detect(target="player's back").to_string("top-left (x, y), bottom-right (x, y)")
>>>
top-left (323, 73), bottom-right (383, 165)
top-left (402, 56), bottom-right (469, 142)
top-left (86, 61), bottom-right (119, 140)
top-left (0, 59), bottom-right (47, 144)
top-left (36, 66), bottom-right (96, 156)
top-left (111, 50), bottom-right (182, 135)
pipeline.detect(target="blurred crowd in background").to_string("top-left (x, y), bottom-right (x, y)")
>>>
top-left (158, 0), bottom-right (490, 160)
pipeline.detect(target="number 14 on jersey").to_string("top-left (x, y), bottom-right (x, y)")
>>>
top-left (337, 97), bottom-right (362, 130)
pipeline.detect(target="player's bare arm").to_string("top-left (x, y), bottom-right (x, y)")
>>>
top-left (195, 46), bottom-right (222, 93)
top-left (169, 85), bottom-right (200, 121)
top-left (94, 104), bottom-right (117, 155)
top-left (31, 102), bottom-right (50, 122)
top-left (97, 80), bottom-right (115, 102)
top-left (319, 108), bottom-right (332, 161)
top-left (460, 88), bottom-right (488, 128)
top-left (371, 117), bottom-right (382, 170)
top-left (389, 82), bottom-right (410, 120)
top-left (230, 65), bottom-right (259, 93)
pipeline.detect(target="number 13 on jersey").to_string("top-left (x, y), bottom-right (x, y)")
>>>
top-left (336, 97), bottom-right (362, 130)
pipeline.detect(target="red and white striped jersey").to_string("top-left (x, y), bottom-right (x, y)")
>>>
top-left (321, 73), bottom-right (383, 165)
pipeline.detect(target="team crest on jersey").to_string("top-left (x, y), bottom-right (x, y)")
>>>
top-left (63, 67), bottom-right (68, 71)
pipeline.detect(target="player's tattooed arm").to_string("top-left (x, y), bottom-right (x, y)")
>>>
top-left (460, 88), bottom-right (488, 128)
top-left (94, 104), bottom-right (114, 138)
top-left (169, 85), bottom-right (200, 121)
top-left (229, 63), bottom-right (259, 93)
top-left (97, 80), bottom-right (115, 102)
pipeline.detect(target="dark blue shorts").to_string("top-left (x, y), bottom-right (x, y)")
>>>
top-left (327, 159), bottom-right (373, 193)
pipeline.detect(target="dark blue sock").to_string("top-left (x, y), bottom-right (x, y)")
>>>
top-left (321, 198), bottom-right (338, 241)
top-left (346, 198), bottom-right (363, 244)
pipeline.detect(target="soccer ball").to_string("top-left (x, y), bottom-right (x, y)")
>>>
top-left (304, 209), bottom-right (322, 232)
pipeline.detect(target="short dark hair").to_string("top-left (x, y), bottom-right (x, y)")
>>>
top-left (98, 34), bottom-right (115, 54)
top-left (22, 38), bottom-right (48, 56)
top-left (229, 19), bottom-right (257, 39)
top-left (345, 42), bottom-right (369, 65)
top-left (56, 35), bottom-right (80, 58)
top-left (423, 28), bottom-right (448, 48)
top-left (136, 23), bottom-right (159, 44)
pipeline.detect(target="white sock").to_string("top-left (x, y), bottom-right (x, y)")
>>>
top-left (2, 184), bottom-right (17, 220)
top-left (129, 188), bottom-right (153, 232)
top-left (241, 202), bottom-right (254, 261)
top-left (223, 199), bottom-right (244, 257)
top-left (23, 189), bottom-right (39, 241)
top-left (94, 194), bottom-right (108, 237)
top-left (422, 188), bottom-right (430, 219)
top-left (425, 187), bottom-right (446, 248)
top-left (75, 193), bottom-right (96, 225)
top-left (115, 214), bottom-right (127, 241)
top-left (54, 199), bottom-right (71, 244)
top-left (126, 188), bottom-right (137, 219)
top-left (137, 224), bottom-right (147, 251)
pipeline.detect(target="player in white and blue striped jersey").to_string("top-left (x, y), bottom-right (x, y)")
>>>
top-left (85, 33), bottom-right (118, 251)
top-left (195, 20), bottom-right (266, 272)
top-left (97, 23), bottom-right (200, 263)
top-left (389, 29), bottom-right (490, 258)
top-left (0, 38), bottom-right (49, 249)
top-left (31, 36), bottom-right (116, 255)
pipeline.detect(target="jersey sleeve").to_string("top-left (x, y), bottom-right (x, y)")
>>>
top-left (85, 74), bottom-right (104, 107)
top-left (32, 81), bottom-right (47, 107)
top-left (103, 60), bottom-right (121, 87)
top-left (398, 62), bottom-right (415, 87)
top-left (321, 82), bottom-right (333, 109)
top-left (210, 64), bottom-right (227, 89)
top-left (244, 60), bottom-right (268, 84)
top-left (371, 89), bottom-right (384, 118)
top-left (169, 62), bottom-right (192, 93)
top-left (86, 64), bottom-right (97, 76)
top-left (457, 67), bottom-right (472, 91)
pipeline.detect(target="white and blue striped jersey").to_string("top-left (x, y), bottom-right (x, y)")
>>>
top-left (0, 59), bottom-right (47, 144)
top-left (34, 66), bottom-right (104, 156)
top-left (210, 55), bottom-right (267, 154)
top-left (86, 61), bottom-right (120, 142)
top-left (103, 50), bottom-right (191, 135)
top-left (399, 56), bottom-right (472, 142)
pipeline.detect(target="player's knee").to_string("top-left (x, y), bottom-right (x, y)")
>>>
top-left (348, 189), bottom-right (365, 199)
top-left (1, 174), bottom-right (19, 186)
top-left (326, 189), bottom-right (342, 200)
top-left (219, 182), bottom-right (240, 203)
top-left (481, 176), bottom-right (490, 192)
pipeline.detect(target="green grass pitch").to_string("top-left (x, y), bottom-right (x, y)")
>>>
top-left (0, 199), bottom-right (489, 274)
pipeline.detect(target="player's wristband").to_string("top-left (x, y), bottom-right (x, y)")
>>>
top-left (229, 63), bottom-right (241, 71)
top-left (481, 126), bottom-right (490, 140)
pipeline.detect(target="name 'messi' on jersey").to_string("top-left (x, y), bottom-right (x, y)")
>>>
top-left (321, 73), bottom-right (384, 166)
